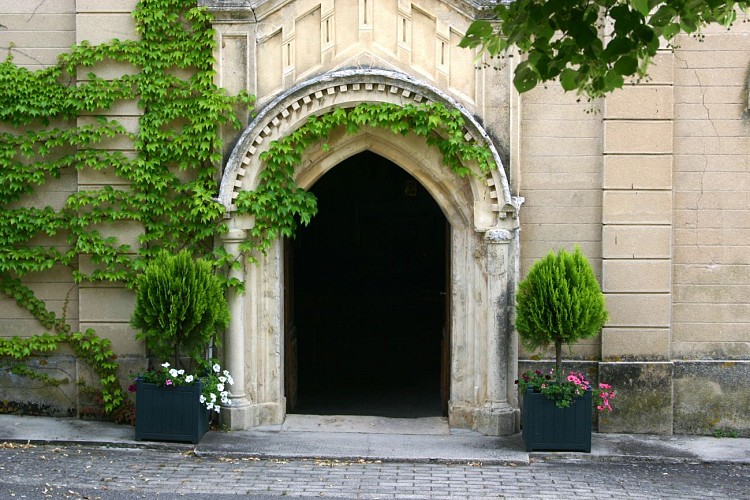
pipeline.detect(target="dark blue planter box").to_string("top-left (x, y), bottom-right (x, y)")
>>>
top-left (135, 380), bottom-right (209, 444)
top-left (523, 389), bottom-right (592, 452)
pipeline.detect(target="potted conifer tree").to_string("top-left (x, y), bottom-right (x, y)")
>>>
top-left (515, 246), bottom-right (612, 452)
top-left (131, 250), bottom-right (231, 443)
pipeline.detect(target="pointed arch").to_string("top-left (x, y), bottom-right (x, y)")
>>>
top-left (218, 68), bottom-right (520, 231)
top-left (219, 69), bottom-right (521, 435)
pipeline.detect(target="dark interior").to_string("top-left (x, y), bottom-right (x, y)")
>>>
top-left (289, 151), bottom-right (447, 418)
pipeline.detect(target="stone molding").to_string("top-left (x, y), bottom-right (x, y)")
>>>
top-left (218, 68), bottom-right (520, 230)
top-left (216, 68), bottom-right (523, 434)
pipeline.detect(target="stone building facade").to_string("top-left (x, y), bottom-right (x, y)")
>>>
top-left (1, 0), bottom-right (749, 436)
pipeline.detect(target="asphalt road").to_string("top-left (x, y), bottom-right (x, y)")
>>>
top-left (0, 443), bottom-right (748, 499)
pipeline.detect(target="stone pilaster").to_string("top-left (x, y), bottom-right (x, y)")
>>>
top-left (474, 229), bottom-right (519, 436)
top-left (220, 228), bottom-right (253, 430)
top-left (600, 51), bottom-right (675, 434)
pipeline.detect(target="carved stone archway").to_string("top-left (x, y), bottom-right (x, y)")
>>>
top-left (219, 69), bottom-right (522, 435)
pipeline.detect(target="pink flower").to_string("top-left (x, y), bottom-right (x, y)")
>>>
top-left (165, 379), bottom-right (173, 386)
top-left (600, 383), bottom-right (611, 390)
top-left (567, 375), bottom-right (581, 385)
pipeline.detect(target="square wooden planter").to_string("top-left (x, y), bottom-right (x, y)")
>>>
top-left (135, 380), bottom-right (209, 444)
top-left (522, 389), bottom-right (592, 452)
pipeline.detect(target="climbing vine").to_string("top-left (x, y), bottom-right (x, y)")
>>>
top-left (0, 0), bottom-right (496, 418)
top-left (0, 0), bottom-right (252, 416)
top-left (235, 101), bottom-right (494, 257)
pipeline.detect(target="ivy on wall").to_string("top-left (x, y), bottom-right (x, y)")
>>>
top-left (236, 102), bottom-right (495, 258)
top-left (0, 0), bottom-right (252, 415)
top-left (0, 0), bottom-right (495, 418)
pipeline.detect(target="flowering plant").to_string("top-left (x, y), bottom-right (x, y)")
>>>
top-left (517, 368), bottom-right (615, 412)
top-left (131, 361), bottom-right (234, 413)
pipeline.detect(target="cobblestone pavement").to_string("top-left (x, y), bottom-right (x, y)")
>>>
top-left (0, 443), bottom-right (748, 499)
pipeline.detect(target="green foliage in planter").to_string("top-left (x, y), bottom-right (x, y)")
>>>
top-left (515, 246), bottom-right (608, 376)
top-left (132, 250), bottom-right (230, 367)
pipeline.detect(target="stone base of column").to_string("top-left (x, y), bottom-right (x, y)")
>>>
top-left (474, 402), bottom-right (519, 436)
top-left (221, 398), bottom-right (286, 431)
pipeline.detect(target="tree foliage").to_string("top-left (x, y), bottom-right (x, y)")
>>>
top-left (131, 250), bottom-right (229, 369)
top-left (460, 0), bottom-right (748, 99)
top-left (515, 247), bottom-right (608, 376)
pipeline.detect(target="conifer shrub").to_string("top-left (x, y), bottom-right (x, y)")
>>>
top-left (131, 250), bottom-right (230, 368)
top-left (515, 246), bottom-right (608, 379)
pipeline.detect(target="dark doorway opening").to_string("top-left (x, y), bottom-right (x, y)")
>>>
top-left (286, 151), bottom-right (448, 418)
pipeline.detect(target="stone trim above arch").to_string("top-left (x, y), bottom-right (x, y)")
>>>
top-left (219, 68), bottom-right (522, 231)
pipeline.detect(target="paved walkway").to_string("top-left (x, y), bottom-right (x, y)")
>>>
top-left (1, 413), bottom-right (748, 465)
top-left (1, 414), bottom-right (749, 498)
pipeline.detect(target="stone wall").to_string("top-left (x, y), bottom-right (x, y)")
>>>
top-left (0, 0), bottom-right (144, 417)
top-left (0, 0), bottom-right (80, 415)
top-left (670, 17), bottom-right (750, 436)
top-left (1, 1), bottom-right (749, 436)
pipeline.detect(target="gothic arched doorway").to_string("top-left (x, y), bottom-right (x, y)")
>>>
top-left (285, 151), bottom-right (449, 418)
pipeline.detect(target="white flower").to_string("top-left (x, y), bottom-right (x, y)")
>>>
top-left (214, 406), bottom-right (221, 413)
top-left (210, 393), bottom-right (217, 401)
top-left (161, 362), bottom-right (170, 368)
top-left (217, 384), bottom-right (224, 392)
top-left (212, 363), bottom-right (221, 373)
top-left (223, 370), bottom-right (230, 377)
top-left (219, 376), bottom-right (226, 383)
top-left (169, 368), bottom-right (178, 377)
top-left (199, 394), bottom-right (206, 403)
top-left (185, 375), bottom-right (194, 383)
top-left (207, 402), bottom-right (214, 410)
top-left (177, 369), bottom-right (185, 375)
top-left (226, 375), bottom-right (234, 385)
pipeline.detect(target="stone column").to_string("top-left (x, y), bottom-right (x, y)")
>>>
top-left (474, 229), bottom-right (519, 435)
top-left (600, 50), bottom-right (675, 434)
top-left (220, 228), bottom-right (252, 429)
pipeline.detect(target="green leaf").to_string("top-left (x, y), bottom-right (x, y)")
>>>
top-left (513, 62), bottom-right (539, 93)
top-left (559, 68), bottom-right (580, 91)
top-left (603, 37), bottom-right (634, 59)
top-left (613, 55), bottom-right (638, 76)
top-left (631, 0), bottom-right (650, 17)
top-left (459, 20), bottom-right (493, 48)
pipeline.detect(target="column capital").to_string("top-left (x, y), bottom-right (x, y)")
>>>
top-left (221, 227), bottom-right (247, 244)
top-left (485, 228), bottom-right (513, 243)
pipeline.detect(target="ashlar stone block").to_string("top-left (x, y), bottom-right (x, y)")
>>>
top-left (605, 86), bottom-right (674, 120)
top-left (605, 293), bottom-right (671, 328)
top-left (603, 191), bottom-right (672, 224)
top-left (79, 287), bottom-right (134, 323)
top-left (601, 328), bottom-right (670, 361)
top-left (76, 13), bottom-right (137, 44)
top-left (604, 120), bottom-right (673, 154)
top-left (603, 155), bottom-right (672, 190)
top-left (598, 362), bottom-right (674, 435)
top-left (602, 259), bottom-right (671, 293)
top-left (603, 225), bottom-right (672, 259)
top-left (674, 361), bottom-right (750, 437)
